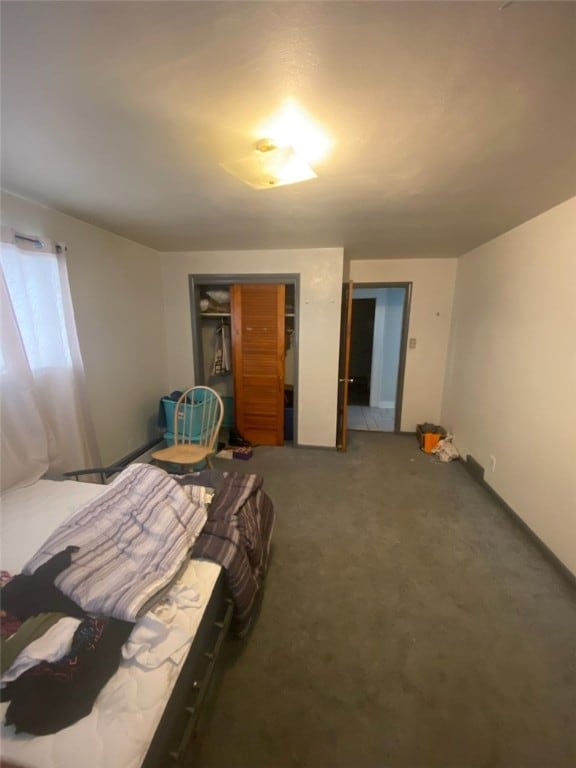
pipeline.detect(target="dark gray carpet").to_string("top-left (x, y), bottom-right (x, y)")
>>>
top-left (195, 431), bottom-right (576, 768)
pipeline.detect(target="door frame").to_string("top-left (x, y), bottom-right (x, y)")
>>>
top-left (348, 282), bottom-right (412, 433)
top-left (189, 273), bottom-right (300, 445)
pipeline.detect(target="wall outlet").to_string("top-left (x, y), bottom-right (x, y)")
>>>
top-left (489, 455), bottom-right (497, 473)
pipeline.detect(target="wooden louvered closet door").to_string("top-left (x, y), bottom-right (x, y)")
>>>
top-left (231, 284), bottom-right (285, 446)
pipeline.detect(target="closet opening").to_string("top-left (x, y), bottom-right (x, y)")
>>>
top-left (189, 274), bottom-right (299, 446)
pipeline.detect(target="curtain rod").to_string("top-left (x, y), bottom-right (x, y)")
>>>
top-left (14, 232), bottom-right (44, 248)
top-left (11, 231), bottom-right (65, 253)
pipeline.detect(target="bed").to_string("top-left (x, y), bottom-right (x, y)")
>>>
top-left (0, 463), bottom-right (274, 768)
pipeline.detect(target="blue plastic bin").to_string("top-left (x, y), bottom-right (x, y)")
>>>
top-left (161, 393), bottom-right (207, 442)
top-left (161, 391), bottom-right (232, 442)
top-left (221, 396), bottom-right (234, 428)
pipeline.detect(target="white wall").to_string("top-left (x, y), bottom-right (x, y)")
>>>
top-left (1, 192), bottom-right (167, 464)
top-left (442, 196), bottom-right (576, 575)
top-left (349, 259), bottom-right (457, 430)
top-left (160, 248), bottom-right (344, 447)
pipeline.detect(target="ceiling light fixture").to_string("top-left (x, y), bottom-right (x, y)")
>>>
top-left (257, 100), bottom-right (333, 166)
top-left (221, 138), bottom-right (317, 190)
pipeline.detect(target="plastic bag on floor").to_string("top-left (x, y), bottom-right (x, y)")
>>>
top-left (431, 434), bottom-right (460, 463)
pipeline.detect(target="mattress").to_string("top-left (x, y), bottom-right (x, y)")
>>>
top-left (0, 478), bottom-right (221, 768)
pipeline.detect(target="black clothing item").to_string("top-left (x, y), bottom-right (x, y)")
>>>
top-left (228, 427), bottom-right (252, 447)
top-left (0, 546), bottom-right (85, 621)
top-left (4, 616), bottom-right (134, 735)
top-left (33, 545), bottom-right (79, 581)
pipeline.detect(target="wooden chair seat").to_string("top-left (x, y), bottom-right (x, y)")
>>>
top-left (151, 443), bottom-right (212, 466)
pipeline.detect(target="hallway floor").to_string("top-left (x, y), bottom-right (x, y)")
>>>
top-left (347, 405), bottom-right (395, 431)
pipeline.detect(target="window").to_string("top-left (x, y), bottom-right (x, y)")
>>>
top-left (0, 233), bottom-right (99, 490)
top-left (1, 245), bottom-right (72, 370)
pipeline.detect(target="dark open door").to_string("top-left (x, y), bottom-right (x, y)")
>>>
top-left (336, 281), bottom-right (354, 451)
top-left (348, 298), bottom-right (376, 405)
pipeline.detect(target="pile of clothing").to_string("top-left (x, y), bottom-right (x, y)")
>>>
top-left (1, 548), bottom-right (133, 735)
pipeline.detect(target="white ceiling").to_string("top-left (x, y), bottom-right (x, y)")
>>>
top-left (1, 1), bottom-right (575, 259)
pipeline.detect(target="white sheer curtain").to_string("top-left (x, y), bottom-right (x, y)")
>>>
top-left (0, 230), bottom-right (100, 491)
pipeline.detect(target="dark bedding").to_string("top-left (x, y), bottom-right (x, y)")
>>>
top-left (178, 471), bottom-right (275, 637)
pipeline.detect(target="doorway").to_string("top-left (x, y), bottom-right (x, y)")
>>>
top-left (347, 284), bottom-right (411, 433)
top-left (348, 298), bottom-right (376, 405)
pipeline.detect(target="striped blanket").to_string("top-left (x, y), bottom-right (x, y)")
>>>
top-left (181, 471), bottom-right (275, 637)
top-left (23, 464), bottom-right (208, 622)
